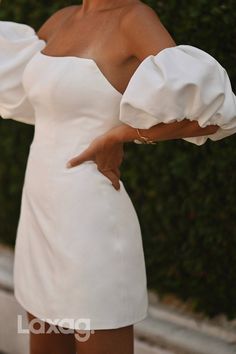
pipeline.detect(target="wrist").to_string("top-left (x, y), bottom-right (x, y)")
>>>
top-left (105, 124), bottom-right (158, 145)
top-left (134, 127), bottom-right (158, 144)
top-left (107, 124), bottom-right (138, 143)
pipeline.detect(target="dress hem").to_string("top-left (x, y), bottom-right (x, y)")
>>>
top-left (14, 288), bottom-right (149, 330)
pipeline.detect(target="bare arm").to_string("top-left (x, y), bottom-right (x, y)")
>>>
top-left (108, 119), bottom-right (219, 144)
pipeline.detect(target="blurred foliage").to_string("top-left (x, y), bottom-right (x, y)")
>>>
top-left (0, 0), bottom-right (236, 319)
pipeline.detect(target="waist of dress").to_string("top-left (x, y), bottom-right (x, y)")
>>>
top-left (27, 143), bottom-right (96, 178)
top-left (32, 114), bottom-right (121, 148)
top-left (28, 118), bottom-right (120, 173)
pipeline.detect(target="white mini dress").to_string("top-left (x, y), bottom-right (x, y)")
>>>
top-left (0, 20), bottom-right (236, 330)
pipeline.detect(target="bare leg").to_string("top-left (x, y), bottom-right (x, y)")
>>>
top-left (74, 324), bottom-right (134, 354)
top-left (27, 311), bottom-right (76, 354)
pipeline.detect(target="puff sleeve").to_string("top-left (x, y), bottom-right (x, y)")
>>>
top-left (0, 21), bottom-right (46, 125)
top-left (119, 45), bottom-right (236, 145)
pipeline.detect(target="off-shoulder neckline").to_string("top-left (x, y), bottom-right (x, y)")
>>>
top-left (37, 45), bottom-right (182, 99)
top-left (38, 49), bottom-right (164, 98)
top-left (39, 50), bottom-right (124, 98)
top-left (37, 42), bottom-right (181, 100)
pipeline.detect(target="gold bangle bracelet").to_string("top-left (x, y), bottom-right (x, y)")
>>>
top-left (133, 128), bottom-right (157, 145)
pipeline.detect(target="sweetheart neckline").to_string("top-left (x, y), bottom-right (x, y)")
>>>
top-left (38, 51), bottom-right (123, 98)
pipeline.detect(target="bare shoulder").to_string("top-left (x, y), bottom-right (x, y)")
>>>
top-left (121, 2), bottom-right (176, 60)
top-left (36, 5), bottom-right (80, 40)
top-left (122, 2), bottom-right (162, 24)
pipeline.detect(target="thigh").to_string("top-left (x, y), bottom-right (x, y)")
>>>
top-left (74, 324), bottom-right (134, 354)
top-left (27, 311), bottom-right (76, 354)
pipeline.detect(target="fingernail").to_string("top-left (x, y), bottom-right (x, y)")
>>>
top-left (66, 161), bottom-right (72, 168)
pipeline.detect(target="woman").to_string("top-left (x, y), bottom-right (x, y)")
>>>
top-left (0, 0), bottom-right (235, 353)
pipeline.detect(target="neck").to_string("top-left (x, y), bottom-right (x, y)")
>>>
top-left (81, 0), bottom-right (127, 13)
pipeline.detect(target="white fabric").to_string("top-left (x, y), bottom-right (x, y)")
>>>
top-left (119, 45), bottom-right (236, 145)
top-left (0, 20), bottom-right (148, 330)
top-left (0, 21), bottom-right (46, 124)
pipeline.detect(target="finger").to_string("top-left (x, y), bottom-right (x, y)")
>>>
top-left (101, 170), bottom-right (120, 191)
top-left (67, 150), bottom-right (94, 168)
top-left (113, 167), bottom-right (121, 179)
top-left (99, 166), bottom-right (121, 179)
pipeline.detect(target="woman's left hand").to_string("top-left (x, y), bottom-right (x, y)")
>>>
top-left (66, 132), bottom-right (124, 190)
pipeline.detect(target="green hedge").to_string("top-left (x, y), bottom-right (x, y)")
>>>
top-left (0, 0), bottom-right (236, 319)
